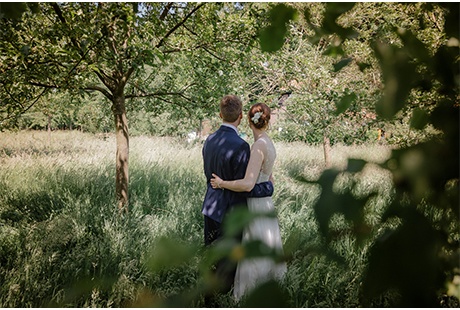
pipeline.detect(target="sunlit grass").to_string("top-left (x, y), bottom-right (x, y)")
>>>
top-left (0, 130), bottom-right (394, 307)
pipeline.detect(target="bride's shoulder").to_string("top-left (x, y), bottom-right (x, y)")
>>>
top-left (252, 136), bottom-right (271, 151)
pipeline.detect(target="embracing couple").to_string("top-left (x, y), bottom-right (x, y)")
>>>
top-left (201, 95), bottom-right (287, 304)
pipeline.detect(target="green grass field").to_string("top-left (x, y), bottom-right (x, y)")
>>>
top-left (0, 130), bottom-right (394, 307)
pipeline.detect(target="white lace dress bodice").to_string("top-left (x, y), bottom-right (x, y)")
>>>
top-left (256, 136), bottom-right (275, 183)
top-left (233, 136), bottom-right (287, 301)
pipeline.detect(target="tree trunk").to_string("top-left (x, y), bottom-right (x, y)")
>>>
top-left (47, 114), bottom-right (52, 146)
top-left (323, 134), bottom-right (331, 168)
top-left (47, 114), bottom-right (52, 133)
top-left (112, 94), bottom-right (129, 213)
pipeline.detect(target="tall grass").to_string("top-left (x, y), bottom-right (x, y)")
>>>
top-left (0, 131), bottom-right (394, 307)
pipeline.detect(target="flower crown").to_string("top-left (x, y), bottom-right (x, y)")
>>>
top-left (251, 111), bottom-right (263, 124)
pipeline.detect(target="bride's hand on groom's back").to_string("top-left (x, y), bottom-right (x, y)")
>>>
top-left (210, 173), bottom-right (223, 189)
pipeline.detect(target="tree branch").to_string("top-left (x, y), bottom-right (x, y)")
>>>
top-left (122, 67), bottom-right (135, 89)
top-left (150, 96), bottom-right (193, 116)
top-left (29, 80), bottom-right (113, 101)
top-left (1, 88), bottom-right (48, 122)
top-left (183, 24), bottom-right (199, 36)
top-left (93, 69), bottom-right (115, 92)
top-left (125, 82), bottom-right (196, 100)
top-left (29, 81), bottom-right (58, 89)
top-left (50, 2), bottom-right (83, 56)
top-left (155, 3), bottom-right (205, 49)
top-left (64, 35), bottom-right (105, 85)
top-left (84, 85), bottom-right (113, 100)
top-left (159, 2), bottom-right (174, 21)
top-left (50, 2), bottom-right (108, 91)
top-left (125, 91), bottom-right (187, 99)
top-left (199, 45), bottom-right (228, 62)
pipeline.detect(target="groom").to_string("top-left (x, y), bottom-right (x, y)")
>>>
top-left (202, 95), bottom-right (274, 297)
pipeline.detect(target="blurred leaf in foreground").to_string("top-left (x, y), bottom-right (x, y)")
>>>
top-left (259, 3), bottom-right (297, 52)
top-left (146, 236), bottom-right (198, 272)
top-left (241, 280), bottom-right (291, 307)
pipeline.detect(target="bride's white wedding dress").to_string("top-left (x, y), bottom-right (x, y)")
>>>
top-left (233, 136), bottom-right (287, 301)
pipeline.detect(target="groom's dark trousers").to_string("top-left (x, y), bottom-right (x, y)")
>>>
top-left (202, 125), bottom-right (273, 297)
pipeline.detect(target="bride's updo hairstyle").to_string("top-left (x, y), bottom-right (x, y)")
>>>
top-left (248, 103), bottom-right (271, 129)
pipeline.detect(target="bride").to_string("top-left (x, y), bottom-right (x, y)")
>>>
top-left (210, 102), bottom-right (287, 301)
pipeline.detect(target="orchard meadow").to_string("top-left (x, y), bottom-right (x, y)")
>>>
top-left (0, 130), bottom-right (398, 307)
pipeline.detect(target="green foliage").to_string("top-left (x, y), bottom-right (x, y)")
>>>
top-left (313, 164), bottom-right (373, 245)
top-left (308, 3), bottom-right (359, 42)
top-left (0, 2), bottom-right (268, 138)
top-left (254, 2), bottom-right (452, 148)
top-left (74, 94), bottom-right (112, 133)
top-left (241, 280), bottom-right (290, 307)
top-left (128, 110), bottom-right (192, 137)
top-left (271, 90), bottom-right (375, 145)
top-left (261, 2), bottom-right (459, 307)
top-left (251, 3), bottom-right (383, 145)
top-left (1, 91), bottom-right (112, 133)
top-left (1, 1), bottom-right (441, 149)
top-left (0, 1), bottom-right (458, 307)
top-left (259, 4), bottom-right (297, 52)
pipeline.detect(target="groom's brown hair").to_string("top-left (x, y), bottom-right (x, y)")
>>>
top-left (220, 95), bottom-right (242, 122)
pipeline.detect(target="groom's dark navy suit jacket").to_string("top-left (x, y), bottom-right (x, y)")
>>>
top-left (202, 125), bottom-right (274, 223)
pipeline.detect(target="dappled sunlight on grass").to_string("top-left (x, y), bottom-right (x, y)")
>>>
top-left (0, 130), bottom-right (397, 307)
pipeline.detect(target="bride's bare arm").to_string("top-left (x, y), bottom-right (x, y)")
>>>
top-left (211, 142), bottom-right (264, 192)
